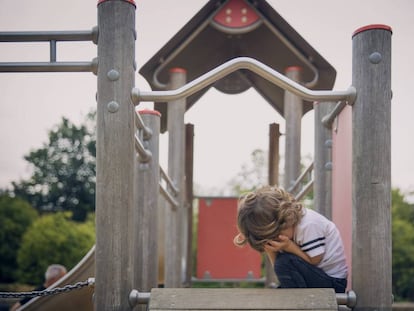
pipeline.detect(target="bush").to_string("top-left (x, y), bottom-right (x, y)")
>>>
top-left (392, 218), bottom-right (414, 301)
top-left (0, 195), bottom-right (38, 283)
top-left (392, 189), bottom-right (414, 301)
top-left (17, 212), bottom-right (95, 285)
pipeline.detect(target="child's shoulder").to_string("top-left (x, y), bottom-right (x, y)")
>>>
top-left (302, 208), bottom-right (331, 224)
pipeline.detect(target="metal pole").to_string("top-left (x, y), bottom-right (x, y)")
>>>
top-left (283, 66), bottom-right (302, 190)
top-left (314, 101), bottom-right (335, 219)
top-left (133, 110), bottom-right (160, 311)
top-left (165, 67), bottom-right (187, 287)
top-left (95, 0), bottom-right (136, 310)
top-left (0, 28), bottom-right (98, 42)
top-left (0, 61), bottom-right (97, 73)
top-left (352, 24), bottom-right (392, 311)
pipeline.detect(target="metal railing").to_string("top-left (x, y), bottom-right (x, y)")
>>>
top-left (159, 166), bottom-right (179, 209)
top-left (134, 132), bottom-right (152, 163)
top-left (0, 27), bottom-right (98, 73)
top-left (288, 162), bottom-right (314, 201)
top-left (131, 57), bottom-right (356, 104)
top-left (134, 112), bottom-right (179, 209)
top-left (322, 101), bottom-right (348, 128)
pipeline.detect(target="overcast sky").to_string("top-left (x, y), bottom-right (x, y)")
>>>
top-left (0, 0), bottom-right (413, 199)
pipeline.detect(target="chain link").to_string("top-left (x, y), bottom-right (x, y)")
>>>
top-left (0, 278), bottom-right (95, 300)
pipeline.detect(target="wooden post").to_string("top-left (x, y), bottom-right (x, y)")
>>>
top-left (352, 24), bottom-right (392, 311)
top-left (165, 68), bottom-right (187, 287)
top-left (95, 0), bottom-right (136, 310)
top-left (283, 66), bottom-right (302, 189)
top-left (266, 123), bottom-right (280, 287)
top-left (133, 110), bottom-right (161, 300)
top-left (158, 190), bottom-right (166, 286)
top-left (268, 123), bottom-right (280, 187)
top-left (184, 123), bottom-right (194, 286)
top-left (314, 101), bottom-right (335, 219)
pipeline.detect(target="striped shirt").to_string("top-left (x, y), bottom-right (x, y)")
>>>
top-left (294, 208), bottom-right (348, 279)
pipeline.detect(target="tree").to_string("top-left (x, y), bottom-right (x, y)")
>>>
top-left (12, 112), bottom-right (96, 221)
top-left (17, 212), bottom-right (95, 285)
top-left (227, 149), bottom-right (268, 195)
top-left (0, 195), bottom-right (38, 283)
top-left (392, 188), bottom-right (414, 301)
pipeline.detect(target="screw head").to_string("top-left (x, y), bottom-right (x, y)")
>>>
top-left (369, 52), bottom-right (382, 64)
top-left (107, 69), bottom-right (120, 81)
top-left (107, 101), bottom-right (119, 113)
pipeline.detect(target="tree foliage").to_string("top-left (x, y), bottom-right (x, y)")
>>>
top-left (0, 195), bottom-right (38, 283)
top-left (392, 188), bottom-right (414, 301)
top-left (17, 212), bottom-right (95, 285)
top-left (227, 149), bottom-right (268, 195)
top-left (12, 113), bottom-right (96, 221)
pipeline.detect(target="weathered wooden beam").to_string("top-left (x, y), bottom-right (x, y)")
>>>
top-left (95, 0), bottom-right (136, 310)
top-left (148, 288), bottom-right (338, 310)
top-left (352, 24), bottom-right (392, 311)
top-left (314, 101), bottom-right (335, 219)
top-left (133, 110), bottom-right (161, 296)
top-left (165, 68), bottom-right (187, 287)
top-left (284, 66), bottom-right (302, 189)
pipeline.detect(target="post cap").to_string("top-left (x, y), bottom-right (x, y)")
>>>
top-left (352, 24), bottom-right (392, 37)
top-left (138, 109), bottom-right (161, 117)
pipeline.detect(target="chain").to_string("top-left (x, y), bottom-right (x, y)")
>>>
top-left (0, 278), bottom-right (95, 299)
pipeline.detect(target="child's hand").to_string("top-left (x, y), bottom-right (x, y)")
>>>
top-left (266, 235), bottom-right (324, 266)
top-left (264, 235), bottom-right (294, 253)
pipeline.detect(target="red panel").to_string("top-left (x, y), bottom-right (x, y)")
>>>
top-left (196, 197), bottom-right (262, 279)
top-left (213, 0), bottom-right (260, 29)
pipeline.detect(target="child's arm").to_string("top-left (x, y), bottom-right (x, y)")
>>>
top-left (264, 235), bottom-right (323, 266)
top-left (264, 248), bottom-right (276, 266)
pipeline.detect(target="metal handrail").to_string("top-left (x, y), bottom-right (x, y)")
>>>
top-left (159, 166), bottom-right (179, 209)
top-left (0, 27), bottom-right (98, 73)
top-left (135, 113), bottom-right (152, 140)
top-left (0, 27), bottom-right (98, 43)
top-left (322, 101), bottom-right (348, 128)
top-left (131, 57), bottom-right (356, 104)
top-left (288, 162), bottom-right (314, 194)
top-left (134, 133), bottom-right (152, 163)
top-left (294, 180), bottom-right (314, 201)
top-left (159, 183), bottom-right (179, 210)
top-left (160, 166), bottom-right (179, 196)
top-left (0, 61), bottom-right (97, 73)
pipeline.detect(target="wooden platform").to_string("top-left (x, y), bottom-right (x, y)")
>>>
top-left (148, 288), bottom-right (338, 311)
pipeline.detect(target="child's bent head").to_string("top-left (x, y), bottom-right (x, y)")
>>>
top-left (234, 185), bottom-right (303, 252)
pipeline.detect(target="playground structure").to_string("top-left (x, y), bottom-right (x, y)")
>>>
top-left (0, 0), bottom-right (392, 310)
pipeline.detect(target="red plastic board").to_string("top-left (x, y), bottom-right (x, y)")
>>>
top-left (196, 197), bottom-right (262, 279)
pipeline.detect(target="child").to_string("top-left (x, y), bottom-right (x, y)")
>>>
top-left (234, 185), bottom-right (348, 293)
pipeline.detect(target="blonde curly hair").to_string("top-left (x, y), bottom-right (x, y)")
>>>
top-left (234, 185), bottom-right (303, 252)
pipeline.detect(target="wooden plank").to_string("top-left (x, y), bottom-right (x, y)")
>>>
top-left (148, 288), bottom-right (337, 310)
top-left (151, 310), bottom-right (331, 311)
